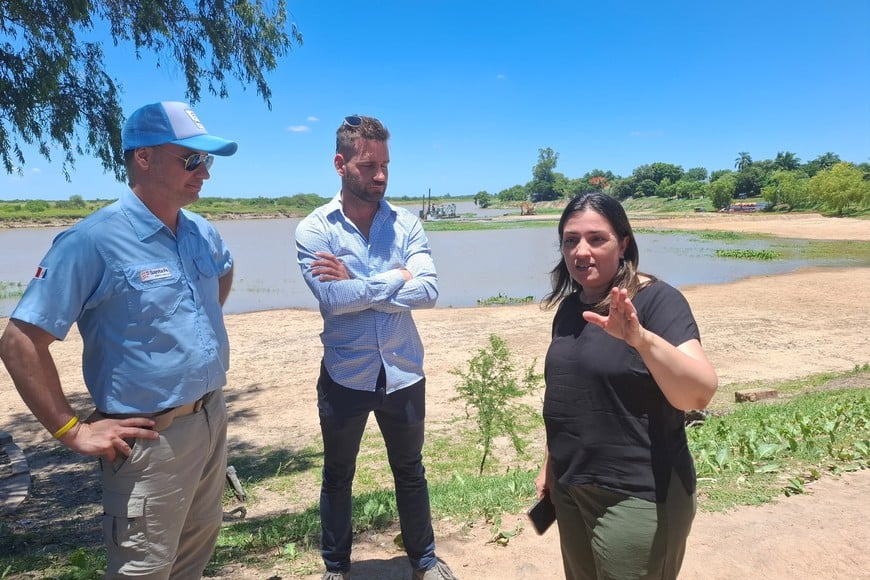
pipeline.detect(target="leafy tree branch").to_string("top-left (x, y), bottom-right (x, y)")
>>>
top-left (0, 0), bottom-right (303, 180)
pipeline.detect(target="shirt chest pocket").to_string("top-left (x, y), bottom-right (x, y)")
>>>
top-left (192, 253), bottom-right (222, 306)
top-left (123, 262), bottom-right (185, 320)
top-left (193, 253), bottom-right (222, 279)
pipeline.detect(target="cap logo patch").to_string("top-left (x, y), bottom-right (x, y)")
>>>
top-left (184, 109), bottom-right (206, 131)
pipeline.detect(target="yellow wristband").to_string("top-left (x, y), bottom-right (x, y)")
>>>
top-left (52, 416), bottom-right (79, 439)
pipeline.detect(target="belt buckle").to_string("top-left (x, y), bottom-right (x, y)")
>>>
top-left (192, 391), bottom-right (213, 413)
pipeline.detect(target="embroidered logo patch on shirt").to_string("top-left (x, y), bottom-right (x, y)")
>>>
top-left (33, 266), bottom-right (48, 280)
top-left (139, 267), bottom-right (173, 282)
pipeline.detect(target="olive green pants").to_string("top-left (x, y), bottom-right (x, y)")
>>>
top-left (552, 473), bottom-right (696, 580)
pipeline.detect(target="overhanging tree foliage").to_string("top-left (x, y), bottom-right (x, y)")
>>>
top-left (0, 0), bottom-right (303, 180)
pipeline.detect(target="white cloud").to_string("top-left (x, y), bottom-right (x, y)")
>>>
top-left (287, 125), bottom-right (311, 133)
top-left (31, 167), bottom-right (42, 174)
top-left (307, 116), bottom-right (319, 122)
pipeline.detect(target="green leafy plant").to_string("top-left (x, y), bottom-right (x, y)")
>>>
top-left (487, 513), bottom-right (519, 547)
top-left (476, 293), bottom-right (535, 306)
top-left (689, 388), bottom-right (870, 509)
top-left (784, 476), bottom-right (806, 496)
top-left (715, 248), bottom-right (780, 260)
top-left (450, 334), bottom-right (543, 475)
top-left (60, 548), bottom-right (104, 580)
top-left (358, 496), bottom-right (394, 529)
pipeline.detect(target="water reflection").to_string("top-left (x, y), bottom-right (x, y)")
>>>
top-left (0, 216), bottom-right (860, 317)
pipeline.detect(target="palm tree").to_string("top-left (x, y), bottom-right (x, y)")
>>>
top-left (735, 152), bottom-right (753, 172)
top-left (773, 151), bottom-right (801, 171)
top-left (814, 152), bottom-right (841, 171)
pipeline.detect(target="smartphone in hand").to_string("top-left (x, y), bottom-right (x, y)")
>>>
top-left (526, 493), bottom-right (556, 535)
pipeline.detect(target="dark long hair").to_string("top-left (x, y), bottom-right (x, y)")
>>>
top-left (542, 192), bottom-right (655, 313)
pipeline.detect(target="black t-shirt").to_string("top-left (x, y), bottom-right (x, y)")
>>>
top-left (543, 281), bottom-right (699, 502)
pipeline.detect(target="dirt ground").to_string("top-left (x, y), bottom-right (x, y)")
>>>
top-left (1, 212), bottom-right (869, 579)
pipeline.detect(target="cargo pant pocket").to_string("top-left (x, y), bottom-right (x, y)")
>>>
top-left (103, 491), bottom-right (147, 556)
top-left (102, 490), bottom-right (175, 578)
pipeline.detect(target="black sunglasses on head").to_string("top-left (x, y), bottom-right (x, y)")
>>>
top-left (163, 148), bottom-right (214, 171)
top-left (343, 115), bottom-right (362, 128)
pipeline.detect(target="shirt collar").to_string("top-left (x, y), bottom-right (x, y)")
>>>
top-left (329, 192), bottom-right (396, 220)
top-left (120, 189), bottom-right (172, 241)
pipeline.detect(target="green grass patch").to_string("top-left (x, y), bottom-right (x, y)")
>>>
top-left (690, 386), bottom-right (869, 511)
top-left (0, 195), bottom-right (331, 224)
top-left (621, 197), bottom-right (715, 214)
top-left (0, 546), bottom-right (105, 580)
top-left (695, 230), bottom-right (743, 241)
top-left (714, 248), bottom-right (781, 260)
top-left (759, 239), bottom-right (870, 264)
top-left (0, 199), bottom-right (115, 223)
top-left (783, 239), bottom-right (870, 261)
top-left (189, 195), bottom-right (327, 218)
top-left (2, 366), bottom-right (868, 577)
top-left (634, 229), bottom-right (870, 265)
top-left (209, 371), bottom-right (869, 572)
top-left (0, 281), bottom-right (26, 299)
top-left (706, 366), bottom-right (870, 420)
top-left (529, 207), bottom-right (566, 215)
top-left (476, 293), bottom-right (536, 306)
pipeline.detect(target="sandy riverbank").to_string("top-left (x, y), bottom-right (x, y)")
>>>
top-left (1, 211), bottom-right (868, 579)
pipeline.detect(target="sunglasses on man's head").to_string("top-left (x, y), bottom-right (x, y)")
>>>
top-left (164, 149), bottom-right (214, 172)
top-left (343, 115), bottom-right (362, 128)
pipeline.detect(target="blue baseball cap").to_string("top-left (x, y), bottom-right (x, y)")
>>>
top-left (122, 101), bottom-right (238, 155)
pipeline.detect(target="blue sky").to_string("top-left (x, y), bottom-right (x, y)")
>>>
top-left (5, 0), bottom-right (869, 201)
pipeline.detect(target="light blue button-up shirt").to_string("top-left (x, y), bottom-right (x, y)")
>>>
top-left (11, 190), bottom-right (232, 414)
top-left (295, 194), bottom-right (438, 393)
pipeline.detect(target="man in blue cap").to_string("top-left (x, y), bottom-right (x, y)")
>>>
top-left (0, 101), bottom-right (237, 578)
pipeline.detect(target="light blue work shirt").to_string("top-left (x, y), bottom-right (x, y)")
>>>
top-left (11, 189), bottom-right (232, 414)
top-left (295, 194), bottom-right (438, 393)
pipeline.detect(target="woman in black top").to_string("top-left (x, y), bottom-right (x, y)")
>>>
top-left (535, 193), bottom-right (718, 580)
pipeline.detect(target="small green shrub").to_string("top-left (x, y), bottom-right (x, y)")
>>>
top-left (24, 200), bottom-right (49, 213)
top-left (450, 334), bottom-right (543, 475)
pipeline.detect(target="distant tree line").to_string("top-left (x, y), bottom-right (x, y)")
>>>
top-left (0, 193), bottom-right (328, 223)
top-left (473, 149), bottom-right (870, 216)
